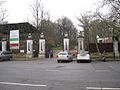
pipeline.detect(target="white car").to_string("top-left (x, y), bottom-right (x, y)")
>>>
top-left (77, 51), bottom-right (91, 63)
top-left (0, 51), bottom-right (13, 61)
top-left (57, 51), bottom-right (73, 63)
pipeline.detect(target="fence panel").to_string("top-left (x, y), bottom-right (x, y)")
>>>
top-left (89, 43), bottom-right (113, 53)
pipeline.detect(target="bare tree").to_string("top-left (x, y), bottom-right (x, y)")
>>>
top-left (57, 16), bottom-right (77, 49)
top-left (77, 12), bottom-right (94, 49)
top-left (98, 0), bottom-right (120, 40)
top-left (77, 12), bottom-right (112, 59)
top-left (102, 0), bottom-right (120, 19)
top-left (0, 0), bottom-right (7, 23)
top-left (30, 0), bottom-right (46, 32)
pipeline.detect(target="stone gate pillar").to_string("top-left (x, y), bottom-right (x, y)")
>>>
top-left (2, 38), bottom-right (7, 51)
top-left (114, 40), bottom-right (119, 57)
top-left (39, 33), bottom-right (45, 58)
top-left (77, 31), bottom-right (84, 53)
top-left (63, 33), bottom-right (69, 51)
top-left (26, 33), bottom-right (33, 58)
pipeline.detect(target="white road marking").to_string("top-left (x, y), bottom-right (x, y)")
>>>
top-left (86, 87), bottom-right (101, 90)
top-left (46, 70), bottom-right (60, 72)
top-left (70, 70), bottom-right (86, 72)
top-left (95, 70), bottom-right (110, 72)
top-left (0, 82), bottom-right (47, 87)
top-left (110, 66), bottom-right (113, 67)
top-left (86, 87), bottom-right (120, 90)
top-left (102, 88), bottom-right (120, 90)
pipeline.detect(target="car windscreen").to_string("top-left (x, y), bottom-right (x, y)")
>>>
top-left (1, 51), bottom-right (12, 55)
top-left (59, 52), bottom-right (68, 55)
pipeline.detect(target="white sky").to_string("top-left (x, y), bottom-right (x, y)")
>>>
top-left (4, 0), bottom-right (101, 30)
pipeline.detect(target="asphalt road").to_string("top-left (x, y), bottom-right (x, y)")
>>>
top-left (0, 59), bottom-right (120, 90)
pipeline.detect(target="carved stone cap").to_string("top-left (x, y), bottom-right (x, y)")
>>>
top-left (78, 31), bottom-right (84, 38)
top-left (64, 32), bottom-right (68, 38)
top-left (2, 37), bottom-right (6, 41)
top-left (28, 33), bottom-right (32, 39)
top-left (40, 33), bottom-right (44, 39)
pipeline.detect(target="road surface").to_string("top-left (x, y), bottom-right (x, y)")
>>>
top-left (0, 59), bottom-right (120, 90)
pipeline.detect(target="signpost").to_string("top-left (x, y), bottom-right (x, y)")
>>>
top-left (10, 30), bottom-right (19, 49)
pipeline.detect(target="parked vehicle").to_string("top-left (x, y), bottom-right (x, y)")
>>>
top-left (0, 51), bottom-right (13, 61)
top-left (77, 51), bottom-right (91, 63)
top-left (57, 51), bottom-right (73, 63)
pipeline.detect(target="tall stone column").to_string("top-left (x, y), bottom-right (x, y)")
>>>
top-left (26, 33), bottom-right (33, 58)
top-left (114, 40), bottom-right (119, 57)
top-left (77, 31), bottom-right (84, 53)
top-left (2, 38), bottom-right (7, 51)
top-left (39, 33), bottom-right (45, 58)
top-left (63, 33), bottom-right (69, 51)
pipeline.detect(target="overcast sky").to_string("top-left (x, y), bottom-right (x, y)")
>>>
top-left (4, 0), bottom-right (101, 30)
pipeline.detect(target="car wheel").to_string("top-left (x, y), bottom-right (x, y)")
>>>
top-left (9, 58), bottom-right (12, 61)
top-left (77, 60), bottom-right (80, 63)
top-left (57, 60), bottom-right (61, 63)
top-left (89, 60), bottom-right (91, 63)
